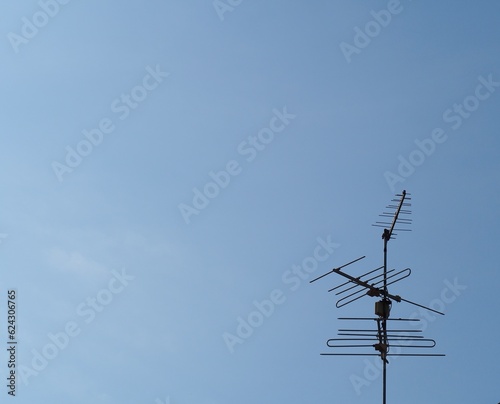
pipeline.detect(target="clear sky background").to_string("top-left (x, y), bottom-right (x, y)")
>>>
top-left (1, 1), bottom-right (500, 403)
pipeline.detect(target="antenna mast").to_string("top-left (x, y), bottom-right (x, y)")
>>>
top-left (311, 190), bottom-right (444, 404)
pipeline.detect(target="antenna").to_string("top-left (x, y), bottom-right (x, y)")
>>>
top-left (310, 190), bottom-right (444, 404)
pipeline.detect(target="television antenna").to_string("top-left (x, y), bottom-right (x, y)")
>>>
top-left (310, 190), bottom-right (444, 404)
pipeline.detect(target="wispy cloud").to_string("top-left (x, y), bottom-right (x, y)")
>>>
top-left (45, 248), bottom-right (108, 277)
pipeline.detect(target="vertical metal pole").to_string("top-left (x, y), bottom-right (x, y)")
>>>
top-left (380, 190), bottom-right (405, 404)
top-left (382, 232), bottom-right (388, 404)
top-left (383, 232), bottom-right (388, 297)
top-left (383, 360), bottom-right (387, 404)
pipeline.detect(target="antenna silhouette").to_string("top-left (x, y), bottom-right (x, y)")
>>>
top-left (311, 190), bottom-right (444, 404)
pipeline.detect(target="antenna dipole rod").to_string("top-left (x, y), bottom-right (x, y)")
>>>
top-left (399, 297), bottom-right (444, 316)
top-left (309, 256), bottom-right (366, 283)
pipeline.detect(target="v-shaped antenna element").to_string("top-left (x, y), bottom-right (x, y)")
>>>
top-left (310, 190), bottom-right (445, 404)
top-left (312, 259), bottom-right (444, 315)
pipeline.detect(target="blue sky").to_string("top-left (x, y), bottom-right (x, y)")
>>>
top-left (1, 1), bottom-right (500, 403)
